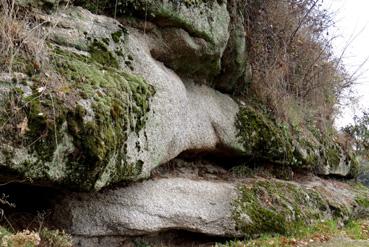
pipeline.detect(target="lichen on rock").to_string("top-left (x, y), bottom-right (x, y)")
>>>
top-left (75, 0), bottom-right (230, 81)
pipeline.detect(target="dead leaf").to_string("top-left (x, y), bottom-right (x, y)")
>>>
top-left (17, 116), bottom-right (29, 135)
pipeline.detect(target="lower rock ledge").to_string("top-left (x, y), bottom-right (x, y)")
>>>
top-left (51, 172), bottom-right (369, 247)
top-left (53, 177), bottom-right (241, 238)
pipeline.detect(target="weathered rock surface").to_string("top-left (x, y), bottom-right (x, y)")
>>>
top-left (214, 0), bottom-right (248, 92)
top-left (53, 160), bottom-right (369, 246)
top-left (77, 0), bottom-right (231, 81)
top-left (55, 177), bottom-right (240, 239)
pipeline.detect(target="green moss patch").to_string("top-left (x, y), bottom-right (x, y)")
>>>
top-left (49, 48), bottom-right (154, 189)
top-left (0, 42), bottom-right (154, 190)
top-left (88, 39), bottom-right (119, 68)
top-left (76, 0), bottom-right (222, 43)
top-left (236, 106), bottom-right (295, 165)
top-left (236, 105), bottom-right (359, 175)
top-left (232, 179), bottom-right (343, 237)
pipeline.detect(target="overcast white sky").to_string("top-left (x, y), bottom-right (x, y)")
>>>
top-left (322, 0), bottom-right (369, 128)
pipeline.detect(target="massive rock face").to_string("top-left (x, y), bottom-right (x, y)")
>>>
top-left (0, 3), bottom-right (358, 191)
top-left (1, 2), bottom-right (369, 246)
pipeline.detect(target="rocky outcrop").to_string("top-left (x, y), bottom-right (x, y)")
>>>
top-left (0, 7), bottom-right (242, 190)
top-left (52, 161), bottom-right (369, 246)
top-left (0, 4), bottom-right (358, 191)
top-left (77, 0), bottom-right (231, 82)
top-left (236, 106), bottom-right (358, 176)
top-left (214, 0), bottom-right (249, 92)
top-left (1, 2), bottom-right (369, 247)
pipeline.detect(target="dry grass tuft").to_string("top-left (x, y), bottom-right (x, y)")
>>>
top-left (0, 0), bottom-right (47, 74)
top-left (0, 227), bottom-right (72, 247)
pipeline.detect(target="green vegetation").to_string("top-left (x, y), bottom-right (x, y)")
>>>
top-left (232, 180), bottom-right (336, 237)
top-left (342, 111), bottom-right (369, 185)
top-left (218, 220), bottom-right (369, 247)
top-left (0, 0), bottom-right (47, 74)
top-left (235, 105), bottom-right (358, 174)
top-left (48, 46), bottom-right (154, 189)
top-left (111, 31), bottom-right (123, 43)
top-left (236, 106), bottom-right (294, 165)
top-left (343, 111), bottom-right (369, 159)
top-left (88, 39), bottom-right (119, 68)
top-left (231, 0), bottom-right (358, 175)
top-left (242, 0), bottom-right (350, 125)
top-left (356, 196), bottom-right (369, 209)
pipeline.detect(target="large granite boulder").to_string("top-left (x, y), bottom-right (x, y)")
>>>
top-left (0, 7), bottom-right (241, 190)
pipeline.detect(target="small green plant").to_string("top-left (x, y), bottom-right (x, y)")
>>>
top-left (356, 196), bottom-right (369, 208)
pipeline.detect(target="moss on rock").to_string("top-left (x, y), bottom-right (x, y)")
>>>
top-left (236, 105), bottom-right (358, 175)
top-left (49, 48), bottom-right (154, 190)
top-left (74, 0), bottom-right (229, 80)
top-left (236, 105), bottom-right (295, 165)
top-left (0, 38), bottom-right (154, 190)
top-left (76, 0), bottom-right (227, 43)
top-left (232, 179), bottom-right (350, 237)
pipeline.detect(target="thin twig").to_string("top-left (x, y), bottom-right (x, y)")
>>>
top-left (287, 0), bottom-right (319, 48)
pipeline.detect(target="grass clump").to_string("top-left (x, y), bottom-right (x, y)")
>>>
top-left (0, 226), bottom-right (72, 247)
top-left (0, 0), bottom-right (47, 74)
top-left (356, 196), bottom-right (369, 209)
top-left (40, 228), bottom-right (72, 247)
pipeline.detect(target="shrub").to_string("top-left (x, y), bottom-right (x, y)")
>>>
top-left (342, 110), bottom-right (369, 159)
top-left (242, 0), bottom-right (351, 132)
